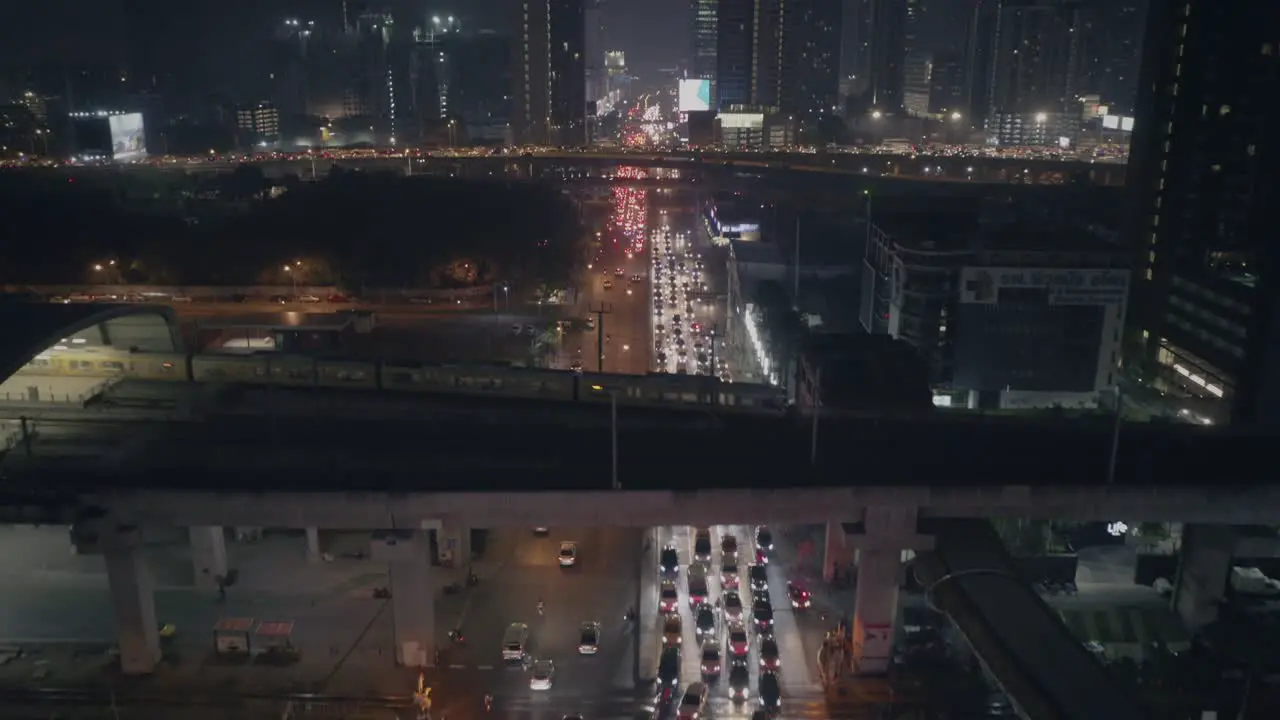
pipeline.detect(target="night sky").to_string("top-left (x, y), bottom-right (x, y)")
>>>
top-left (0, 0), bottom-right (684, 94)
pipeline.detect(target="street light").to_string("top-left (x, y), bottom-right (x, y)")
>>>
top-left (591, 384), bottom-right (621, 490)
top-left (283, 261), bottom-right (302, 297)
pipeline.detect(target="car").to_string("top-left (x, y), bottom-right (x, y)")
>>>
top-left (559, 541), bottom-right (578, 567)
top-left (728, 664), bottom-right (750, 701)
top-left (687, 573), bottom-right (710, 607)
top-left (511, 324), bottom-right (524, 335)
top-left (721, 554), bottom-right (740, 589)
top-left (579, 621), bottom-right (601, 655)
top-left (298, 295), bottom-right (321, 303)
top-left (657, 646), bottom-right (681, 686)
top-left (615, 268), bottom-right (625, 276)
top-left (700, 642), bottom-right (722, 678)
top-left (659, 546), bottom-right (679, 575)
top-left (748, 564), bottom-right (769, 591)
top-left (694, 603), bottom-right (717, 637)
top-left (603, 280), bottom-right (614, 290)
top-left (727, 623), bottom-right (750, 657)
top-left (585, 316), bottom-right (596, 330)
top-left (753, 604), bottom-right (775, 634)
top-left (693, 530), bottom-right (712, 563)
top-left (787, 581), bottom-right (811, 608)
top-left (758, 670), bottom-right (782, 711)
top-left (755, 546), bottom-right (770, 565)
top-left (659, 581), bottom-right (680, 613)
top-left (533, 527), bottom-right (549, 535)
top-left (569, 359), bottom-right (583, 373)
top-left (524, 325), bottom-right (537, 337)
top-left (677, 682), bottom-right (708, 720)
top-left (723, 590), bottom-right (744, 620)
top-left (721, 534), bottom-right (738, 555)
top-left (758, 637), bottom-right (780, 670)
top-left (752, 590), bottom-right (771, 609)
top-left (756, 527), bottom-right (774, 551)
top-left (662, 614), bottom-right (683, 646)
top-left (631, 274), bottom-right (642, 282)
top-left (530, 659), bottom-right (555, 690)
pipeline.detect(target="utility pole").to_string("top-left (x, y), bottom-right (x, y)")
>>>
top-left (810, 366), bottom-right (822, 466)
top-left (708, 323), bottom-right (720, 404)
top-left (590, 302), bottom-right (613, 372)
top-left (793, 215), bottom-right (801, 308)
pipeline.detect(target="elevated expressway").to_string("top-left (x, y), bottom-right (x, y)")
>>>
top-left (132, 148), bottom-right (1125, 187)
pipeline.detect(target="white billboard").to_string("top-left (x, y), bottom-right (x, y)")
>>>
top-left (719, 112), bottom-right (764, 129)
top-left (959, 267), bottom-right (1129, 306)
top-left (678, 79), bottom-right (711, 112)
top-left (108, 113), bottom-right (146, 162)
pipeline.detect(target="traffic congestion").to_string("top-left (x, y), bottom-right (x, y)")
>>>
top-left (650, 220), bottom-right (724, 379)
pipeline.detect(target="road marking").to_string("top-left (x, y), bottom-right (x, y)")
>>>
top-left (448, 663), bottom-right (467, 669)
top-left (476, 664), bottom-right (495, 670)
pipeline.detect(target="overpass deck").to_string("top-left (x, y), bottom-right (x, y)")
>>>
top-left (918, 519), bottom-right (1146, 720)
top-left (1, 387), bottom-right (1275, 498)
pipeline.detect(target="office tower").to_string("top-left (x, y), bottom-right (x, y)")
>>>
top-left (271, 19), bottom-right (314, 130)
top-left (927, 50), bottom-right (966, 116)
top-left (346, 11), bottom-right (397, 139)
top-left (789, 0), bottom-right (843, 120)
top-left (452, 31), bottom-right (513, 143)
top-left (843, 0), bottom-right (873, 98)
top-left (514, 0), bottom-right (586, 146)
top-left (963, 0), bottom-right (998, 128)
top-left (410, 16), bottom-right (460, 127)
top-left (716, 0), bottom-right (756, 108)
top-left (691, 0), bottom-right (719, 82)
top-left (1072, 0), bottom-right (1147, 116)
top-left (903, 0), bottom-right (924, 54)
top-left (1127, 0), bottom-right (1279, 425)
top-left (902, 50), bottom-right (931, 116)
top-left (985, 0), bottom-right (1083, 145)
top-left (867, 0), bottom-right (907, 112)
top-left (584, 0), bottom-right (605, 103)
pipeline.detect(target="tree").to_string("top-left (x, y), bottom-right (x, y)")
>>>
top-left (222, 163), bottom-right (268, 201)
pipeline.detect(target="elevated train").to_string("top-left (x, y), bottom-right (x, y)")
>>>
top-left (21, 350), bottom-right (785, 409)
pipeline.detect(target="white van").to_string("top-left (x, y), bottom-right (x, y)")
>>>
top-left (502, 622), bottom-right (529, 662)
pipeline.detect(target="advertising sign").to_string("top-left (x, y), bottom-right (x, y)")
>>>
top-left (719, 112), bottom-right (764, 129)
top-left (678, 79), bottom-right (711, 112)
top-left (959, 267), bottom-right (1129, 306)
top-left (108, 113), bottom-right (146, 162)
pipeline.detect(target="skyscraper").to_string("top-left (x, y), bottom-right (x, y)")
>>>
top-left (788, 0), bottom-right (843, 120)
top-left (716, 0), bottom-right (756, 108)
top-left (1072, 0), bottom-right (1148, 116)
top-left (984, 0), bottom-right (1083, 145)
top-left (1127, 0), bottom-right (1279, 425)
top-left (867, 0), bottom-right (907, 112)
top-left (346, 11), bottom-right (397, 140)
top-left (691, 0), bottom-right (719, 81)
top-left (514, 0), bottom-right (586, 145)
top-left (584, 0), bottom-right (605, 103)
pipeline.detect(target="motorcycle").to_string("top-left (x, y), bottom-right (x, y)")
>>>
top-left (448, 628), bottom-right (466, 645)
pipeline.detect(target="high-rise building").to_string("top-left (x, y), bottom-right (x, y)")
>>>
top-left (1126, 0), bottom-right (1279, 425)
top-left (984, 0), bottom-right (1084, 145)
top-left (716, 0), bottom-right (757, 108)
top-left (867, 0), bottom-right (907, 112)
top-left (691, 0), bottom-right (719, 82)
top-left (927, 50), bottom-right (966, 116)
top-left (271, 18), bottom-right (314, 129)
top-left (409, 18), bottom-right (459, 126)
top-left (788, 0), bottom-right (843, 120)
top-left (1072, 0), bottom-right (1147, 116)
top-left (513, 0), bottom-right (586, 146)
top-left (451, 31), bottom-right (513, 143)
top-left (843, 0), bottom-right (873, 99)
top-left (236, 103), bottom-right (281, 145)
top-left (346, 11), bottom-right (397, 140)
top-left (902, 50), bottom-right (932, 117)
top-left (584, 0), bottom-right (605, 103)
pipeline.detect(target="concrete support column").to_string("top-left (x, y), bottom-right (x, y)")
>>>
top-left (104, 526), bottom-right (161, 675)
top-left (437, 524), bottom-right (471, 567)
top-left (306, 527), bottom-right (322, 563)
top-left (823, 521), bottom-right (845, 583)
top-left (373, 531), bottom-right (435, 667)
top-left (851, 548), bottom-right (900, 675)
top-left (637, 527), bottom-right (661, 684)
top-left (189, 526), bottom-right (228, 589)
top-left (1173, 524), bottom-right (1235, 631)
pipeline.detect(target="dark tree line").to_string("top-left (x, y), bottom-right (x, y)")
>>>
top-left (0, 167), bottom-right (584, 290)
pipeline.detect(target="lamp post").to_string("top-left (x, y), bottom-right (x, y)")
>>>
top-left (591, 384), bottom-right (620, 489)
top-left (284, 261), bottom-right (302, 297)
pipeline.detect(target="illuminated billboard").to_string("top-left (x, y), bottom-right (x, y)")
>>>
top-left (108, 113), bottom-right (146, 162)
top-left (678, 79), bottom-right (711, 112)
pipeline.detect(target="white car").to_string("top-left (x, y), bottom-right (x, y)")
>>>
top-left (530, 659), bottom-right (555, 690)
top-left (559, 541), bottom-right (578, 567)
top-left (298, 295), bottom-right (321, 303)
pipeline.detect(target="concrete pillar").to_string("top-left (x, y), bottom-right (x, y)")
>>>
top-left (306, 527), bottom-right (322, 563)
top-left (637, 527), bottom-right (661, 684)
top-left (189, 526), bottom-right (227, 589)
top-left (1173, 524), bottom-right (1234, 631)
top-left (823, 521), bottom-right (845, 583)
top-left (104, 526), bottom-right (161, 675)
top-left (437, 524), bottom-right (471, 567)
top-left (373, 531), bottom-right (435, 667)
top-left (851, 548), bottom-right (899, 675)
